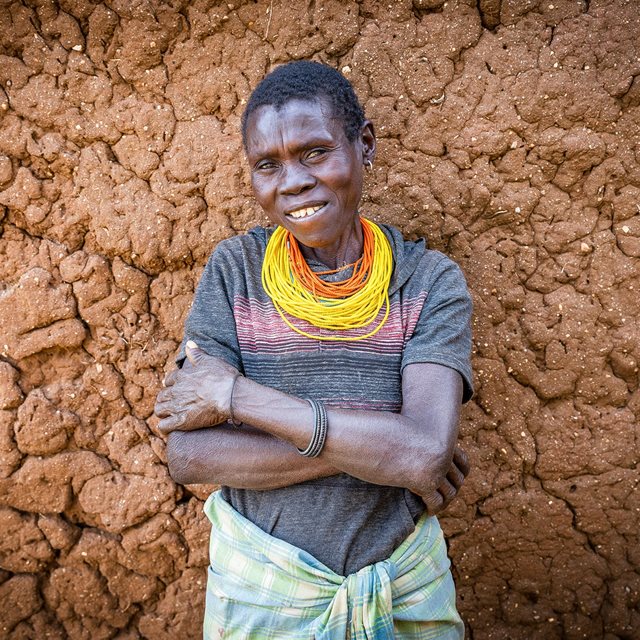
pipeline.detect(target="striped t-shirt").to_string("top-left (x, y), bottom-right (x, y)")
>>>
top-left (178, 224), bottom-right (473, 576)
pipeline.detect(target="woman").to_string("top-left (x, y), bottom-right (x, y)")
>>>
top-left (155, 61), bottom-right (473, 639)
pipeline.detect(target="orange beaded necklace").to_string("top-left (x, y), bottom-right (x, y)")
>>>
top-left (285, 218), bottom-right (375, 298)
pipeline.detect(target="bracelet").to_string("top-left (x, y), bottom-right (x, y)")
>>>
top-left (297, 399), bottom-right (328, 458)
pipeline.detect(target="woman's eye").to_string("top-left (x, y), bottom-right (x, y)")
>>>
top-left (256, 161), bottom-right (276, 170)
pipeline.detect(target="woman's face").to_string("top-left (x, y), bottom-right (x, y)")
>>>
top-left (244, 98), bottom-right (375, 258)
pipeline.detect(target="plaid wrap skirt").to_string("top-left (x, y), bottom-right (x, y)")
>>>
top-left (203, 491), bottom-right (464, 640)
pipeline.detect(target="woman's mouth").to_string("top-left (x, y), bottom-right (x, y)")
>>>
top-left (287, 203), bottom-right (326, 219)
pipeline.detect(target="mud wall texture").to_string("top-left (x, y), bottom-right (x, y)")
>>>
top-left (0, 0), bottom-right (638, 638)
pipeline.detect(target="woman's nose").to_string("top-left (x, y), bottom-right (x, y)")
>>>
top-left (279, 163), bottom-right (316, 195)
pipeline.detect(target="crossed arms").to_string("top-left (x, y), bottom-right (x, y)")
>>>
top-left (155, 343), bottom-right (469, 514)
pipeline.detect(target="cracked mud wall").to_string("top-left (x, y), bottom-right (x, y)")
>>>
top-left (0, 0), bottom-right (638, 638)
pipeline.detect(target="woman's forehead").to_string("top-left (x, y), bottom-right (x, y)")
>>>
top-left (244, 98), bottom-right (346, 156)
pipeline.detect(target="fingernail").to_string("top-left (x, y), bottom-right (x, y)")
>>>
top-left (186, 340), bottom-right (197, 349)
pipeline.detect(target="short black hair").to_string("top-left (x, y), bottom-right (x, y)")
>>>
top-left (241, 60), bottom-right (365, 148)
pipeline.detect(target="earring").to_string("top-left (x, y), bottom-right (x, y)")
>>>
top-left (365, 160), bottom-right (373, 171)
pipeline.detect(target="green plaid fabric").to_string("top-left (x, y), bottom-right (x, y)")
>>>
top-left (203, 491), bottom-right (464, 639)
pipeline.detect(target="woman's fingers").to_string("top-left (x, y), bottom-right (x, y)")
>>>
top-left (154, 401), bottom-right (172, 419)
top-left (422, 479), bottom-right (458, 516)
top-left (157, 412), bottom-right (186, 435)
top-left (441, 446), bottom-right (470, 497)
top-left (163, 369), bottom-right (181, 387)
top-left (446, 464), bottom-right (465, 490)
top-left (452, 446), bottom-right (470, 477)
top-left (421, 490), bottom-right (445, 515)
top-left (422, 448), bottom-right (471, 515)
top-left (155, 387), bottom-right (172, 404)
top-left (437, 479), bottom-right (458, 505)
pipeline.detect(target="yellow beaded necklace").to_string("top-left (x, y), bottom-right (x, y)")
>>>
top-left (261, 217), bottom-right (393, 341)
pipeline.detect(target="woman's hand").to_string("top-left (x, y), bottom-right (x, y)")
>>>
top-left (419, 446), bottom-right (470, 516)
top-left (154, 341), bottom-right (241, 435)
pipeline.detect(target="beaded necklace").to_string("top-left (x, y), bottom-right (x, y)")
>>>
top-left (261, 217), bottom-right (393, 341)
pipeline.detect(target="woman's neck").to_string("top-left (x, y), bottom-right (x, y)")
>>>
top-left (299, 218), bottom-right (365, 270)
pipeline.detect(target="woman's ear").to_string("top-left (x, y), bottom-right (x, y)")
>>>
top-left (360, 120), bottom-right (376, 166)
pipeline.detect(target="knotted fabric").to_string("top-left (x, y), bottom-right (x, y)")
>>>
top-left (203, 491), bottom-right (464, 639)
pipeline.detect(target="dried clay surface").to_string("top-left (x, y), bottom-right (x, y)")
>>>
top-left (0, 1), bottom-right (639, 638)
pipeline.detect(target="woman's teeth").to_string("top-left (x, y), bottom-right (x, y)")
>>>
top-left (289, 205), bottom-right (324, 219)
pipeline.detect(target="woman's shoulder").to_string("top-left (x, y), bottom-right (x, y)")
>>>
top-left (381, 223), bottom-right (465, 293)
top-left (215, 226), bottom-right (271, 253)
top-left (380, 223), bottom-right (454, 268)
top-left (207, 226), bottom-right (274, 267)
top-left (413, 248), bottom-right (469, 292)
top-left (421, 248), bottom-right (463, 272)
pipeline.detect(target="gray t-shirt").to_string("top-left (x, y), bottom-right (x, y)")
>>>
top-left (177, 224), bottom-right (473, 575)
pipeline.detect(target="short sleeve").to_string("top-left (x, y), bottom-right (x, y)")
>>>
top-left (401, 257), bottom-right (474, 403)
top-left (176, 242), bottom-right (243, 372)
